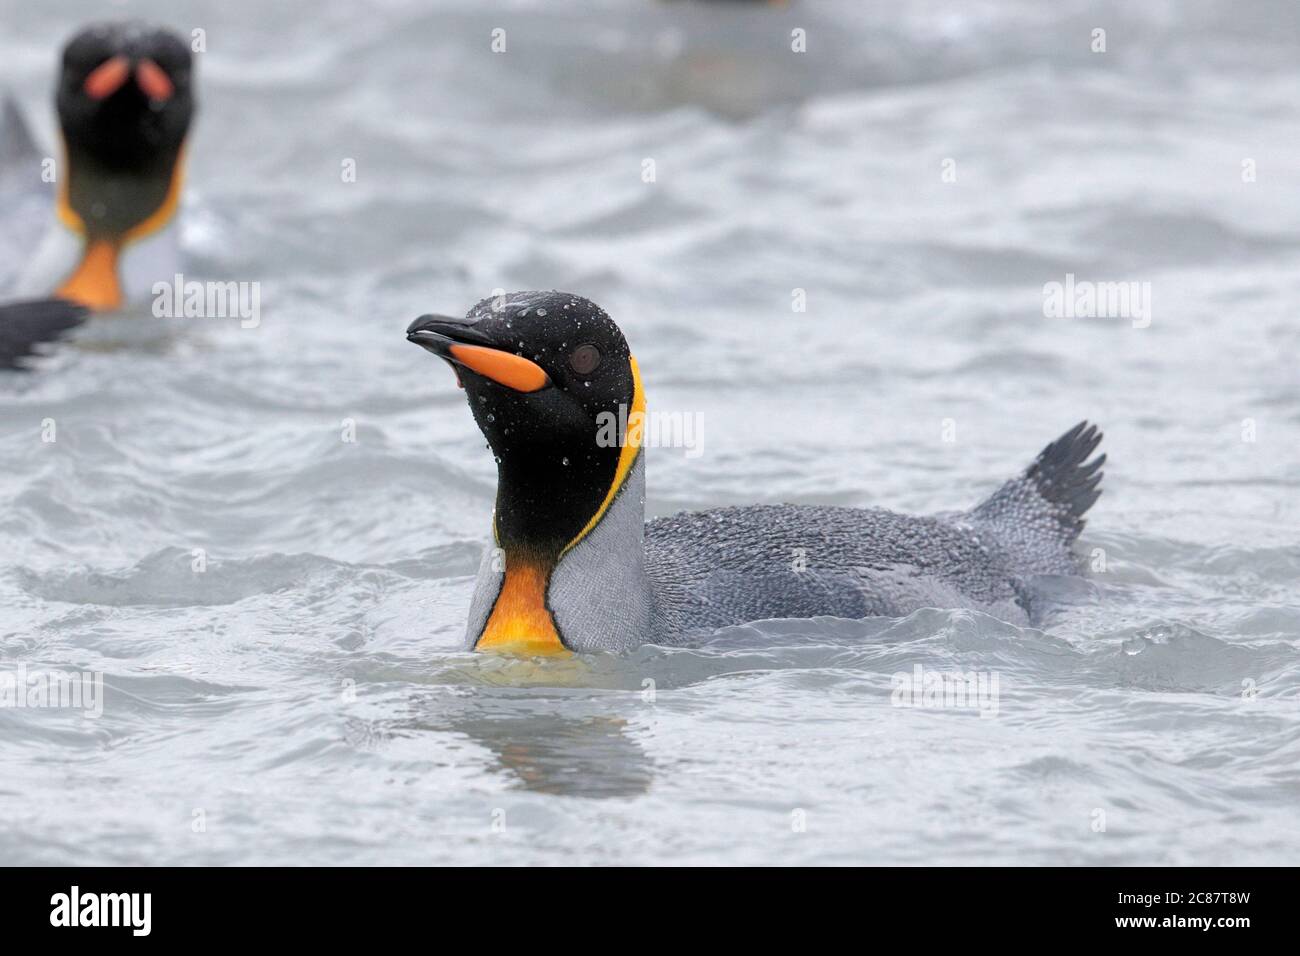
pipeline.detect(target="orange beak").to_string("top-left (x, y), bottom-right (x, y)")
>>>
top-left (83, 56), bottom-right (131, 100)
top-left (407, 316), bottom-right (553, 393)
top-left (446, 343), bottom-right (550, 393)
top-left (135, 58), bottom-right (174, 102)
top-left (83, 56), bottom-right (173, 103)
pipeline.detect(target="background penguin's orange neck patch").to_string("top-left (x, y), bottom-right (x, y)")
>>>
top-left (53, 145), bottom-right (187, 312)
top-left (476, 559), bottom-right (567, 656)
top-left (56, 140), bottom-right (186, 242)
top-left (122, 153), bottom-right (185, 245)
top-left (57, 240), bottom-right (123, 311)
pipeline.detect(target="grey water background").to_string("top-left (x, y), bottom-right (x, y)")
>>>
top-left (1, 0), bottom-right (1298, 865)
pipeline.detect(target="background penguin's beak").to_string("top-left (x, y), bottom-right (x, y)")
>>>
top-left (135, 59), bottom-right (174, 102)
top-left (406, 314), bottom-right (550, 393)
top-left (83, 56), bottom-right (131, 99)
top-left (82, 56), bottom-right (174, 103)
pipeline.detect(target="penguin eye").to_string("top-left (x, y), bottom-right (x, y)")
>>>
top-left (568, 344), bottom-right (601, 375)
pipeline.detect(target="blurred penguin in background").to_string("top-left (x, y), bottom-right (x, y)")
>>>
top-left (0, 21), bottom-right (195, 368)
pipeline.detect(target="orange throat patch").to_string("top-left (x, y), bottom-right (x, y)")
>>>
top-left (54, 142), bottom-right (187, 312)
top-left (473, 354), bottom-right (646, 658)
top-left (476, 559), bottom-right (567, 656)
top-left (56, 240), bottom-right (123, 311)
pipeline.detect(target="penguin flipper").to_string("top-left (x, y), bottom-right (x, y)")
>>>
top-left (0, 298), bottom-right (89, 369)
top-left (0, 95), bottom-right (60, 296)
top-left (0, 94), bottom-right (42, 168)
top-left (967, 421), bottom-right (1105, 573)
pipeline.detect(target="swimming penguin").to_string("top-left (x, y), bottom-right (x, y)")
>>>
top-left (9, 21), bottom-right (195, 312)
top-left (407, 292), bottom-right (1105, 656)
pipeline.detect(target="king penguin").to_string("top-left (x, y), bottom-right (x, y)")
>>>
top-left (16, 21), bottom-right (195, 310)
top-left (0, 22), bottom-right (195, 366)
top-left (407, 292), bottom-right (1106, 656)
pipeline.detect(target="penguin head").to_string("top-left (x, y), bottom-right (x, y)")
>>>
top-left (407, 291), bottom-right (643, 557)
top-left (57, 22), bottom-right (194, 176)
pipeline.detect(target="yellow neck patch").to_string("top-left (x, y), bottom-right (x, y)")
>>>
top-left (563, 354), bottom-right (645, 555)
top-left (475, 354), bottom-right (647, 656)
